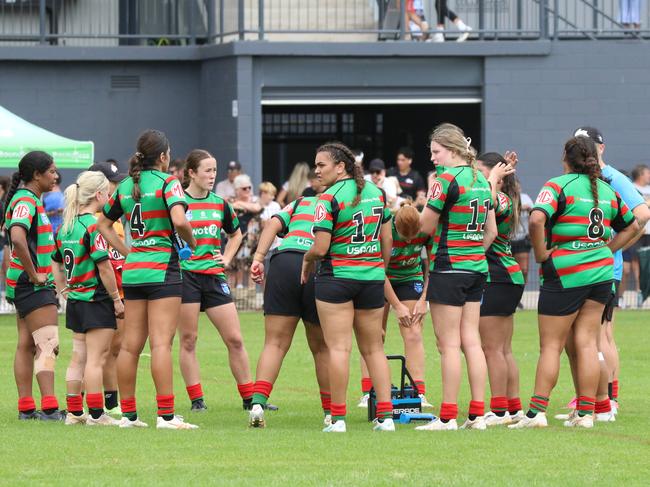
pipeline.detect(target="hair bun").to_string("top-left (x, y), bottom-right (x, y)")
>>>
top-left (135, 152), bottom-right (144, 161)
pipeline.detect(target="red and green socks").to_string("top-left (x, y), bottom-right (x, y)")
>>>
top-left (490, 396), bottom-right (508, 417)
top-left (156, 394), bottom-right (174, 420)
top-left (186, 383), bottom-right (204, 405)
top-left (121, 397), bottom-right (137, 421)
top-left (595, 398), bottom-right (612, 414)
top-left (576, 396), bottom-right (595, 417)
top-left (468, 400), bottom-right (484, 420)
top-left (375, 401), bottom-right (393, 423)
top-left (86, 392), bottom-right (104, 420)
top-left (18, 396), bottom-right (36, 415)
top-left (66, 394), bottom-right (84, 417)
top-left (330, 403), bottom-right (346, 423)
top-left (361, 377), bottom-right (372, 395)
top-left (320, 391), bottom-right (331, 416)
top-left (527, 394), bottom-right (549, 418)
top-left (508, 397), bottom-right (522, 415)
top-left (41, 395), bottom-right (59, 414)
top-left (238, 382), bottom-right (254, 409)
top-left (439, 403), bottom-right (458, 423)
top-left (251, 381), bottom-right (273, 408)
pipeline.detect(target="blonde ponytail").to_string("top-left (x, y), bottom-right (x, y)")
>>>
top-left (430, 123), bottom-right (478, 186)
top-left (61, 171), bottom-right (110, 234)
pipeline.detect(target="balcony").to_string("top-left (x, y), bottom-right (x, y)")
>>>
top-left (0, 0), bottom-right (648, 46)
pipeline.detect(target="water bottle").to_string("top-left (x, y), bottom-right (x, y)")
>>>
top-left (172, 231), bottom-right (192, 260)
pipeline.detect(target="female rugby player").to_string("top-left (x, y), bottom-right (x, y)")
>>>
top-left (98, 129), bottom-right (197, 430)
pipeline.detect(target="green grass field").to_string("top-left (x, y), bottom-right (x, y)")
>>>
top-left (1, 310), bottom-right (649, 486)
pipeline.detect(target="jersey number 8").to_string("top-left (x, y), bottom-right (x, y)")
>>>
top-left (587, 207), bottom-right (605, 239)
top-left (351, 208), bottom-right (383, 244)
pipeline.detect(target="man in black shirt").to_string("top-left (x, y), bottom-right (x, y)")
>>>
top-left (387, 147), bottom-right (426, 206)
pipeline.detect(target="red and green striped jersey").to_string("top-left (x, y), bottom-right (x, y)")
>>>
top-left (103, 169), bottom-right (187, 286)
top-left (313, 178), bottom-right (391, 283)
top-left (533, 173), bottom-right (634, 289)
top-left (52, 213), bottom-right (110, 301)
top-left (180, 191), bottom-right (239, 276)
top-left (387, 221), bottom-right (428, 283)
top-left (4, 188), bottom-right (55, 300)
top-left (426, 166), bottom-right (491, 274)
top-left (486, 192), bottom-right (524, 285)
top-left (274, 196), bottom-right (318, 254)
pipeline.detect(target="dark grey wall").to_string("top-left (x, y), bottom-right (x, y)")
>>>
top-left (0, 61), bottom-right (201, 180)
top-left (484, 41), bottom-right (650, 196)
top-left (1, 40), bottom-right (650, 197)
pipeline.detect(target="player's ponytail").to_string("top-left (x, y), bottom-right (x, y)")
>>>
top-left (478, 152), bottom-right (521, 237)
top-left (61, 171), bottom-right (110, 235)
top-left (564, 136), bottom-right (602, 208)
top-left (430, 123), bottom-right (478, 186)
top-left (316, 141), bottom-right (365, 206)
top-left (129, 129), bottom-right (170, 202)
top-left (0, 151), bottom-right (54, 228)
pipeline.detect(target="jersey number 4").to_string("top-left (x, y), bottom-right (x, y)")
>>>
top-left (130, 203), bottom-right (146, 237)
top-left (466, 198), bottom-right (491, 232)
top-left (351, 208), bottom-right (383, 244)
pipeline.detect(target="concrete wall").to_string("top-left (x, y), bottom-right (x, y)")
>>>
top-left (483, 41), bottom-right (650, 195)
top-left (1, 40), bottom-right (649, 196)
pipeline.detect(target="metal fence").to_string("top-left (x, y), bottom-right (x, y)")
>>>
top-left (1, 1), bottom-right (650, 46)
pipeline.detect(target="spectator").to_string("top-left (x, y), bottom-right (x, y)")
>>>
top-left (405, 0), bottom-right (430, 41)
top-left (365, 158), bottom-right (400, 209)
top-left (301, 168), bottom-right (319, 197)
top-left (630, 164), bottom-right (650, 304)
top-left (620, 0), bottom-right (642, 30)
top-left (511, 187), bottom-right (534, 286)
top-left (387, 147), bottom-right (427, 206)
top-left (259, 181), bottom-right (282, 226)
top-left (231, 174), bottom-right (262, 289)
top-left (43, 170), bottom-right (64, 235)
top-left (277, 162), bottom-right (310, 206)
top-left (168, 158), bottom-right (186, 181)
top-left (429, 0), bottom-right (473, 42)
top-left (215, 160), bottom-right (241, 200)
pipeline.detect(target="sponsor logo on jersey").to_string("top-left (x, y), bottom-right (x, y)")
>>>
top-left (94, 234), bottom-right (108, 251)
top-left (186, 209), bottom-right (193, 221)
top-left (536, 189), bottom-right (553, 205)
top-left (347, 243), bottom-right (379, 255)
top-left (192, 224), bottom-right (219, 237)
top-left (40, 213), bottom-right (50, 225)
top-left (497, 193), bottom-right (509, 209)
top-left (429, 181), bottom-right (442, 200)
top-left (170, 181), bottom-right (185, 198)
top-left (132, 238), bottom-right (156, 247)
top-left (314, 203), bottom-right (326, 222)
top-left (13, 203), bottom-right (31, 220)
top-left (462, 233), bottom-right (484, 241)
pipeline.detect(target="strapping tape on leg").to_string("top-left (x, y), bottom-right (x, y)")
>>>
top-left (65, 338), bottom-right (87, 382)
top-left (32, 325), bottom-right (59, 375)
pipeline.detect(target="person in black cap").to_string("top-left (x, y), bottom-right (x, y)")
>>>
top-left (366, 158), bottom-right (399, 209)
top-left (87, 160), bottom-right (127, 416)
top-left (215, 161), bottom-right (241, 200)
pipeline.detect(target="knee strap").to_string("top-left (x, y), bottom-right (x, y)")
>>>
top-left (32, 325), bottom-right (59, 375)
top-left (65, 338), bottom-right (87, 382)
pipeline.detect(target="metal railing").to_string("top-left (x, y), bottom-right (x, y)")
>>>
top-left (0, 0), bottom-right (649, 46)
